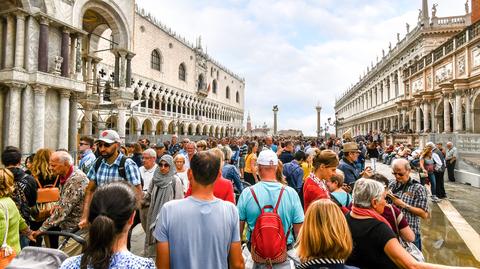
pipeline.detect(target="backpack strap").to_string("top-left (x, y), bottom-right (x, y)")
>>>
top-left (249, 187), bottom-right (262, 211)
top-left (94, 156), bottom-right (103, 174)
top-left (273, 186), bottom-right (286, 213)
top-left (118, 155), bottom-right (128, 180)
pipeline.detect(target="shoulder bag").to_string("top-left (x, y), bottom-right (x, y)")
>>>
top-left (390, 205), bottom-right (425, 262)
top-left (31, 176), bottom-right (60, 222)
top-left (0, 201), bottom-right (16, 268)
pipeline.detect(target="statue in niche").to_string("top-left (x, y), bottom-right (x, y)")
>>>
top-left (465, 1), bottom-right (469, 13)
top-left (52, 56), bottom-right (63, 75)
top-left (406, 23), bottom-right (410, 33)
top-left (432, 3), bottom-right (438, 18)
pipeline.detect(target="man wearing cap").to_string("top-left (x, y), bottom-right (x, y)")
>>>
top-left (79, 129), bottom-right (142, 229)
top-left (338, 142), bottom-right (372, 188)
top-left (237, 150), bottom-right (304, 262)
top-left (154, 141), bottom-right (167, 164)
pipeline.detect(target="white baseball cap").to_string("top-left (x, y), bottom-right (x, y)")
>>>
top-left (96, 130), bottom-right (121, 144)
top-left (257, 149), bottom-right (278, 166)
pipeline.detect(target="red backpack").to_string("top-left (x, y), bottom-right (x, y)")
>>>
top-left (249, 186), bottom-right (289, 267)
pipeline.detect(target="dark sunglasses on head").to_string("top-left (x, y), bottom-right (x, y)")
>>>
top-left (159, 163), bottom-right (170, 168)
top-left (392, 171), bottom-right (405, 177)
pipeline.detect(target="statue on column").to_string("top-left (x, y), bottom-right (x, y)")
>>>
top-left (465, 1), bottom-right (469, 13)
top-left (406, 23), bottom-right (410, 33)
top-left (432, 3), bottom-right (438, 18)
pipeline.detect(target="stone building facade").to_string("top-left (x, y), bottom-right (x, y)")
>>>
top-left (0, 0), bottom-right (245, 156)
top-left (335, 0), bottom-right (480, 187)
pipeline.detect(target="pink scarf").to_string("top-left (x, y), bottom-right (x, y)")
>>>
top-left (352, 205), bottom-right (392, 229)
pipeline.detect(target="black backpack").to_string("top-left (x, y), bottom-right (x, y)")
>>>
top-left (94, 156), bottom-right (128, 180)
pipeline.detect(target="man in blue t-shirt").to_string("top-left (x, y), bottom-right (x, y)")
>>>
top-left (155, 151), bottom-right (244, 269)
top-left (237, 150), bottom-right (304, 250)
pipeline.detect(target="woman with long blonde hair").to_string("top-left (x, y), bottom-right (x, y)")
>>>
top-left (30, 148), bottom-right (55, 186)
top-left (419, 146), bottom-right (438, 201)
top-left (296, 199), bottom-right (356, 269)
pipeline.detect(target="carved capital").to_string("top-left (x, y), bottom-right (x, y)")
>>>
top-left (14, 11), bottom-right (26, 21)
top-left (32, 84), bottom-right (48, 95)
top-left (6, 82), bottom-right (27, 90)
top-left (38, 16), bottom-right (49, 26)
top-left (59, 89), bottom-right (71, 98)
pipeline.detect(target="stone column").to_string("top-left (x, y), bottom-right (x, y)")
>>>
top-left (430, 102), bottom-right (436, 133)
top-left (117, 107), bottom-right (126, 140)
top-left (443, 96), bottom-right (451, 133)
top-left (118, 50), bottom-right (127, 88)
top-left (61, 28), bottom-right (70, 77)
top-left (454, 91), bottom-right (463, 132)
top-left (465, 91), bottom-right (472, 132)
top-left (86, 57), bottom-right (93, 94)
top-left (58, 90), bottom-right (70, 149)
top-left (38, 17), bottom-right (49, 72)
top-left (126, 53), bottom-right (133, 88)
top-left (415, 106), bottom-right (421, 133)
top-left (14, 12), bottom-right (26, 70)
top-left (33, 85), bottom-right (47, 151)
top-left (69, 34), bottom-right (77, 78)
top-left (21, 85), bottom-right (33, 153)
top-left (24, 15), bottom-right (34, 71)
top-left (315, 105), bottom-right (321, 138)
top-left (4, 83), bottom-right (25, 147)
top-left (68, 93), bottom-right (78, 152)
top-left (114, 51), bottom-right (120, 87)
top-left (423, 102), bottom-right (429, 132)
top-left (84, 108), bottom-right (93, 136)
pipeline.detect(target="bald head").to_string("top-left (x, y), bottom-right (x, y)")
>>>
top-left (51, 151), bottom-right (73, 166)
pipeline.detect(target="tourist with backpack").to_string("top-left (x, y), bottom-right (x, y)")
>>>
top-left (79, 130), bottom-right (142, 228)
top-left (237, 150), bottom-right (304, 268)
top-left (154, 151), bottom-right (244, 269)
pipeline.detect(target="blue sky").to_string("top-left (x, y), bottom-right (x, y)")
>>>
top-left (136, 0), bottom-right (465, 136)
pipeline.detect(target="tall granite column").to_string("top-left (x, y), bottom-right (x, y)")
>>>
top-left (454, 91), bottom-right (463, 132)
top-left (58, 90), bottom-right (70, 149)
top-left (21, 85), bottom-right (33, 153)
top-left (68, 93), bottom-right (78, 153)
top-left (415, 106), bottom-right (421, 133)
top-left (38, 17), bottom-right (49, 72)
top-left (61, 28), bottom-right (70, 77)
top-left (114, 51), bottom-right (120, 87)
top-left (14, 12), bottom-right (26, 70)
top-left (33, 85), bottom-right (47, 151)
top-left (4, 83), bottom-right (25, 147)
top-left (443, 96), bottom-right (451, 133)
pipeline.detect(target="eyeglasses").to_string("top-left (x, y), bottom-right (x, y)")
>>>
top-left (392, 171), bottom-right (406, 177)
top-left (159, 163), bottom-right (170, 168)
top-left (97, 142), bottom-right (113, 148)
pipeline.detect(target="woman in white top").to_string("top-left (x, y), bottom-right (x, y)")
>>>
top-left (174, 154), bottom-right (189, 194)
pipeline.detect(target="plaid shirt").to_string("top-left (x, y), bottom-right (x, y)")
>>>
top-left (389, 178), bottom-right (429, 234)
top-left (87, 153), bottom-right (141, 187)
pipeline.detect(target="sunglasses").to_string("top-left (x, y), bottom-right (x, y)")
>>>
top-left (97, 142), bottom-right (113, 148)
top-left (159, 163), bottom-right (170, 168)
top-left (79, 142), bottom-right (89, 146)
top-left (392, 171), bottom-right (405, 177)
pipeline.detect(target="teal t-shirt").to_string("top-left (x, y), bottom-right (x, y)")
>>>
top-left (331, 191), bottom-right (352, 207)
top-left (237, 181), bottom-right (304, 244)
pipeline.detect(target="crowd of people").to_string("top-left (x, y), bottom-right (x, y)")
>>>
top-left (0, 130), bottom-right (474, 269)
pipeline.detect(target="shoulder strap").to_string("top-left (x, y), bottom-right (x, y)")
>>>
top-left (273, 186), bottom-right (286, 213)
top-left (330, 193), bottom-right (342, 207)
top-left (0, 202), bottom-right (9, 247)
top-left (389, 205), bottom-right (400, 236)
top-left (249, 187), bottom-right (262, 211)
top-left (118, 156), bottom-right (128, 180)
top-left (52, 175), bottom-right (59, 187)
top-left (94, 156), bottom-right (104, 173)
top-left (33, 175), bottom-right (43, 189)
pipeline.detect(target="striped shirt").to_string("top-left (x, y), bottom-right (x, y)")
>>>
top-left (239, 144), bottom-right (248, 157)
top-left (86, 153), bottom-right (141, 187)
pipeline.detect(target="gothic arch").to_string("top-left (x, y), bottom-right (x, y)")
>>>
top-left (156, 119), bottom-right (166, 135)
top-left (141, 118), bottom-right (153, 135)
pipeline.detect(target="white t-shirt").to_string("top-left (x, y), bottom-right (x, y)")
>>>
top-left (139, 164), bottom-right (158, 191)
top-left (176, 170), bottom-right (189, 193)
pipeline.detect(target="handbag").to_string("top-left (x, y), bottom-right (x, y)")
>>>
top-left (390, 205), bottom-right (425, 262)
top-left (0, 202), bottom-right (16, 268)
top-left (31, 176), bottom-right (60, 222)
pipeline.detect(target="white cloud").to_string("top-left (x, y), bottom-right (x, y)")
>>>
top-left (136, 0), bottom-right (466, 136)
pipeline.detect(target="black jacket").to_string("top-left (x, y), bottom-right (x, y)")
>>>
top-left (8, 167), bottom-right (38, 223)
top-left (297, 258), bottom-right (359, 269)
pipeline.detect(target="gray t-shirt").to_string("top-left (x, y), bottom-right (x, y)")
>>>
top-left (154, 196), bottom-right (240, 269)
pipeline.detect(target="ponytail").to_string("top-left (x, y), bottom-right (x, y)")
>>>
top-left (80, 182), bottom-right (137, 269)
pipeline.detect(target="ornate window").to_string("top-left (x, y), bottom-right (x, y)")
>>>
top-left (151, 50), bottom-right (161, 71)
top-left (236, 91), bottom-right (239, 103)
top-left (226, 86), bottom-right (230, 99)
top-left (212, 79), bottom-right (217, 94)
top-left (198, 74), bottom-right (204, 90)
top-left (179, 63), bottom-right (186, 81)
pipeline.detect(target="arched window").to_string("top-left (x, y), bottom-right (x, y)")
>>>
top-left (236, 91), bottom-right (239, 103)
top-left (198, 74), bottom-right (204, 90)
top-left (226, 86), bottom-right (230, 99)
top-left (212, 80), bottom-right (217, 94)
top-left (178, 63), bottom-right (186, 81)
top-left (151, 50), bottom-right (161, 71)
